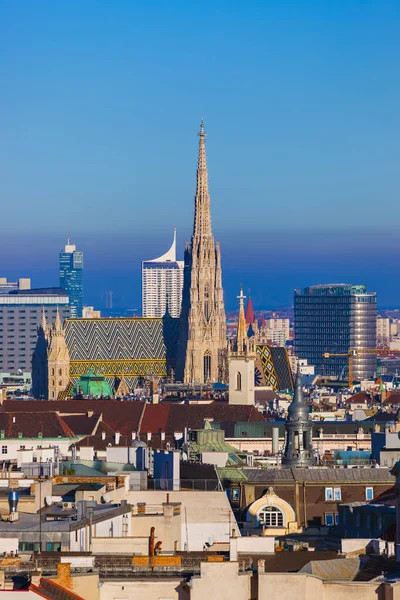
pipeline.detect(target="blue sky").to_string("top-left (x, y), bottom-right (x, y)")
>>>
top-left (1, 1), bottom-right (399, 310)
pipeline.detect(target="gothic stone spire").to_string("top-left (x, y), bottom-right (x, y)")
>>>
top-left (178, 122), bottom-right (227, 384)
top-left (193, 119), bottom-right (212, 239)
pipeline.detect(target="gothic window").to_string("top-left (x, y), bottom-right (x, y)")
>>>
top-left (58, 380), bottom-right (62, 387)
top-left (59, 369), bottom-right (62, 376)
top-left (236, 372), bottom-right (242, 391)
top-left (204, 285), bottom-right (210, 321)
top-left (52, 379), bottom-right (55, 387)
top-left (258, 506), bottom-right (284, 527)
top-left (52, 368), bottom-right (55, 376)
top-left (204, 352), bottom-right (211, 382)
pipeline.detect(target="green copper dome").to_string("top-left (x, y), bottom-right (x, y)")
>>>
top-left (72, 368), bottom-right (113, 398)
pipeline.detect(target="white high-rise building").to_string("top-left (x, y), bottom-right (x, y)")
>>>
top-left (142, 229), bottom-right (184, 318)
top-left (265, 318), bottom-right (290, 346)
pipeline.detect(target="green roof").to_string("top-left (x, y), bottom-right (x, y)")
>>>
top-left (72, 368), bottom-right (113, 398)
top-left (217, 467), bottom-right (248, 482)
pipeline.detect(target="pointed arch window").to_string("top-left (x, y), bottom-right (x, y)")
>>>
top-left (204, 285), bottom-right (210, 321)
top-left (236, 372), bottom-right (242, 391)
top-left (204, 351), bottom-right (211, 383)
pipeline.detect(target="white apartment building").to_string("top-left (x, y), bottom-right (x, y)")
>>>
top-left (142, 229), bottom-right (184, 318)
top-left (265, 318), bottom-right (290, 346)
top-left (377, 316), bottom-right (390, 345)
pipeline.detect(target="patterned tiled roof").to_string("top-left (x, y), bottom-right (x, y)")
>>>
top-left (65, 317), bottom-right (179, 361)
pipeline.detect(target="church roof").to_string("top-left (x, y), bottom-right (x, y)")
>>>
top-left (65, 317), bottom-right (179, 362)
top-left (245, 297), bottom-right (255, 324)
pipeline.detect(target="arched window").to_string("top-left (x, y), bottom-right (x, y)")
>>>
top-left (51, 368), bottom-right (55, 376)
top-left (58, 380), bottom-right (62, 387)
top-left (258, 506), bottom-right (284, 527)
top-left (236, 372), bottom-right (242, 391)
top-left (204, 351), bottom-right (211, 383)
top-left (59, 368), bottom-right (62, 376)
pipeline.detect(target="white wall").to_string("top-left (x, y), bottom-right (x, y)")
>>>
top-left (127, 490), bottom-right (239, 551)
top-left (0, 537), bottom-right (18, 554)
top-left (230, 536), bottom-right (274, 560)
top-left (69, 511), bottom-right (131, 552)
top-left (229, 358), bottom-right (254, 406)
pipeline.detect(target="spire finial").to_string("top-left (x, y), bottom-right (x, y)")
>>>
top-left (236, 285), bottom-right (247, 351)
top-left (41, 306), bottom-right (47, 331)
top-left (54, 306), bottom-right (62, 331)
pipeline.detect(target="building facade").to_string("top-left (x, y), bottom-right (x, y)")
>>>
top-left (265, 318), bottom-right (290, 347)
top-left (142, 228), bottom-right (184, 318)
top-left (0, 288), bottom-right (69, 374)
top-left (0, 278), bottom-right (31, 294)
top-left (377, 316), bottom-right (390, 346)
top-left (294, 284), bottom-right (377, 380)
top-left (178, 122), bottom-right (227, 384)
top-left (59, 240), bottom-right (83, 318)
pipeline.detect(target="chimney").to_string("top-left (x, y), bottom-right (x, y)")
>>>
top-left (101, 431), bottom-right (106, 441)
top-left (115, 432), bottom-right (120, 445)
top-left (132, 432), bottom-right (136, 441)
top-left (258, 559), bottom-right (265, 574)
top-left (147, 433), bottom-right (152, 442)
top-left (30, 570), bottom-right (42, 588)
top-left (56, 563), bottom-right (71, 589)
top-left (161, 432), bottom-right (165, 441)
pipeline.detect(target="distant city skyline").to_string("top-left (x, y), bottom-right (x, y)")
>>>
top-left (1, 227), bottom-right (400, 312)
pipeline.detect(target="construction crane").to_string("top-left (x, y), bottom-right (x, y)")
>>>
top-left (322, 348), bottom-right (400, 388)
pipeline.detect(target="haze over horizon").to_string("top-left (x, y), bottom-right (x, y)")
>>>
top-left (1, 1), bottom-right (399, 311)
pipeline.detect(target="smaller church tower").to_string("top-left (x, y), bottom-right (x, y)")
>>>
top-left (228, 287), bottom-right (256, 405)
top-left (282, 366), bottom-right (315, 467)
top-left (32, 308), bottom-right (50, 399)
top-left (47, 309), bottom-right (70, 400)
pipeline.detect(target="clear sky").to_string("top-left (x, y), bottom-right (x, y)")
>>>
top-left (1, 0), bottom-right (399, 310)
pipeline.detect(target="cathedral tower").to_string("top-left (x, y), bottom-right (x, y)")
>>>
top-left (178, 122), bottom-right (227, 384)
top-left (47, 309), bottom-right (70, 400)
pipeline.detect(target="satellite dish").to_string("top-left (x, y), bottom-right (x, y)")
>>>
top-left (44, 496), bottom-right (53, 507)
top-left (101, 493), bottom-right (111, 504)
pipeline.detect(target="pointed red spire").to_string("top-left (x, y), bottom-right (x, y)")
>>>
top-left (245, 297), bottom-right (255, 325)
top-left (261, 315), bottom-right (266, 327)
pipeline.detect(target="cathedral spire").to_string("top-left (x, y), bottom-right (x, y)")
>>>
top-left (193, 119), bottom-right (212, 238)
top-left (237, 286), bottom-right (247, 351)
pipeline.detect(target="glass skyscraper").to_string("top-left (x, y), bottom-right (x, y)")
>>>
top-left (294, 284), bottom-right (377, 381)
top-left (59, 240), bottom-right (83, 318)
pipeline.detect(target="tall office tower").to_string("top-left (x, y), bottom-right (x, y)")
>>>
top-left (0, 287), bottom-right (70, 374)
top-left (142, 229), bottom-right (184, 318)
top-left (178, 121), bottom-right (227, 384)
top-left (59, 240), bottom-right (83, 318)
top-left (294, 284), bottom-right (377, 381)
